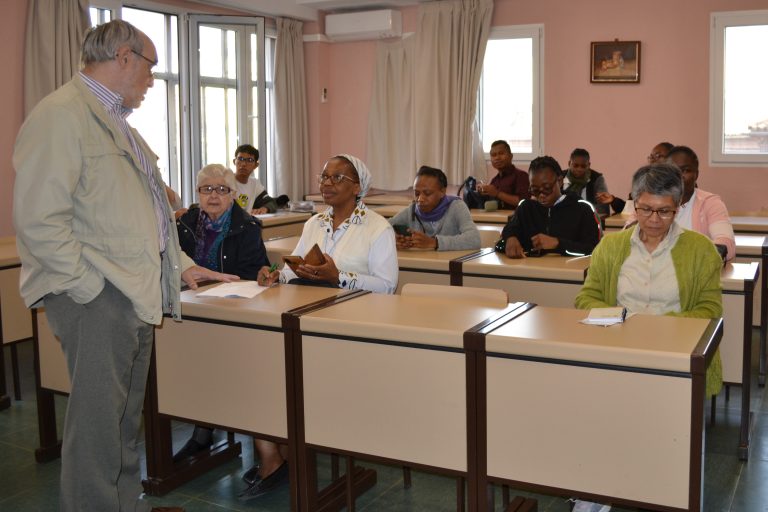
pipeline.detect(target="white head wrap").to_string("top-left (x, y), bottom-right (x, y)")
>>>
top-left (335, 154), bottom-right (372, 198)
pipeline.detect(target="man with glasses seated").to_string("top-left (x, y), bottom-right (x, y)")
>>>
top-left (233, 144), bottom-right (278, 215)
top-left (499, 156), bottom-right (601, 259)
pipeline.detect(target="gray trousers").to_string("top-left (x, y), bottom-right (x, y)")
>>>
top-left (45, 280), bottom-right (154, 512)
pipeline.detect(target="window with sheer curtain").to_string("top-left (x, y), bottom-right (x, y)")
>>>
top-left (477, 24), bottom-right (543, 162)
top-left (710, 11), bottom-right (768, 165)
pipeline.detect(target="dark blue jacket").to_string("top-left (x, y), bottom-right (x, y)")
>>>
top-left (177, 203), bottom-right (269, 280)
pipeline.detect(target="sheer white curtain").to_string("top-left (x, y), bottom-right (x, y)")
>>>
top-left (366, 0), bottom-right (493, 188)
top-left (274, 18), bottom-right (310, 202)
top-left (23, 0), bottom-right (90, 116)
top-left (366, 37), bottom-right (415, 190)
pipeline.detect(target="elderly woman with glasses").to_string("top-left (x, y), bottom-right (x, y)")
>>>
top-left (173, 164), bottom-right (271, 468)
top-left (258, 154), bottom-right (398, 294)
top-left (576, 163), bottom-right (723, 396)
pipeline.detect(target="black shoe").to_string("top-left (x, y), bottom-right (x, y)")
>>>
top-left (172, 438), bottom-right (212, 463)
top-left (242, 464), bottom-right (262, 485)
top-left (238, 461), bottom-right (288, 501)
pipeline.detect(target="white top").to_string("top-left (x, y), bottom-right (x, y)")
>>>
top-left (617, 221), bottom-right (682, 315)
top-left (280, 202), bottom-right (398, 294)
top-left (235, 176), bottom-right (266, 212)
top-left (675, 189), bottom-right (695, 230)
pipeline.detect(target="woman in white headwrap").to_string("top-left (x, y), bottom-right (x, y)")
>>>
top-left (258, 154), bottom-right (398, 294)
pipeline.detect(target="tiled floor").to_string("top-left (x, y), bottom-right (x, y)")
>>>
top-left (2, 329), bottom-right (767, 511)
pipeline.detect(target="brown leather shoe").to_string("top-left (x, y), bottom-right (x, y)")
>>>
top-left (151, 507), bottom-right (185, 512)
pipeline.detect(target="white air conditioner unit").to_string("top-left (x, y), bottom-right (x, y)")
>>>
top-left (325, 9), bottom-right (402, 42)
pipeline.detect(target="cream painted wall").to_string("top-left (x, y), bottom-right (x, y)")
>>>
top-left (304, 0), bottom-right (768, 211)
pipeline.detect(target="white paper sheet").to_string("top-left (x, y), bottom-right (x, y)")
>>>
top-left (196, 281), bottom-right (270, 299)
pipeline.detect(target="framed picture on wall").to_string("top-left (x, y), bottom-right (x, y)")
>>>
top-left (590, 40), bottom-right (641, 83)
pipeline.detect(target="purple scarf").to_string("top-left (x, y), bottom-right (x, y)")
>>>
top-left (415, 195), bottom-right (460, 223)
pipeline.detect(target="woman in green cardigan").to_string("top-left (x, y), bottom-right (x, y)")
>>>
top-left (575, 163), bottom-right (723, 398)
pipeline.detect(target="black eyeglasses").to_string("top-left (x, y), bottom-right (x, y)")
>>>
top-left (130, 49), bottom-right (158, 67)
top-left (235, 156), bottom-right (256, 163)
top-left (198, 185), bottom-right (232, 195)
top-left (529, 182), bottom-right (558, 197)
top-left (634, 206), bottom-right (677, 219)
top-left (318, 173), bottom-right (358, 185)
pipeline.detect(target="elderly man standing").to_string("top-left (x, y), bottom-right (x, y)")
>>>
top-left (13, 21), bottom-right (235, 512)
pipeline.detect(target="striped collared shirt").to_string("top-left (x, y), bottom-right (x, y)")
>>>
top-left (79, 72), bottom-right (169, 253)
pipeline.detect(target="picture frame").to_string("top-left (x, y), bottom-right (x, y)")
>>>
top-left (590, 40), bottom-right (641, 83)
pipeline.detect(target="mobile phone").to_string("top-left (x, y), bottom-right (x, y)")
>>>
top-left (393, 224), bottom-right (411, 236)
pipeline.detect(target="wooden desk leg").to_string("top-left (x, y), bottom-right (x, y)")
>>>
top-left (11, 342), bottom-right (22, 400)
top-left (31, 312), bottom-right (61, 462)
top-left (0, 344), bottom-right (10, 410)
top-left (759, 254), bottom-right (767, 387)
top-left (142, 340), bottom-right (241, 496)
top-left (738, 287), bottom-right (755, 461)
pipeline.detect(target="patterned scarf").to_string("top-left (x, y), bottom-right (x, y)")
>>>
top-left (193, 207), bottom-right (233, 272)
top-left (564, 169), bottom-right (591, 196)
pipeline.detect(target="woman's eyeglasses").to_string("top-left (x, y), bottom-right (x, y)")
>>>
top-left (529, 182), bottom-right (557, 197)
top-left (317, 173), bottom-right (358, 185)
top-left (635, 206), bottom-right (676, 219)
top-left (198, 185), bottom-right (232, 195)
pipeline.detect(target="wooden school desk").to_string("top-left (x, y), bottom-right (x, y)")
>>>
top-left (729, 215), bottom-right (768, 235)
top-left (291, 291), bottom-right (521, 512)
top-left (0, 237), bottom-right (32, 410)
top-left (265, 235), bottom-right (301, 264)
top-left (480, 307), bottom-right (722, 512)
top-left (395, 248), bottom-right (491, 293)
top-left (306, 193), bottom-right (412, 206)
top-left (733, 235), bottom-right (768, 385)
top-left (456, 252), bottom-right (591, 308)
top-left (257, 211), bottom-right (312, 239)
top-left (720, 262), bottom-right (759, 460)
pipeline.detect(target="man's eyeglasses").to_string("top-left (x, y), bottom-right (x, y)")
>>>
top-left (130, 49), bottom-right (158, 67)
top-left (635, 206), bottom-right (676, 219)
top-left (235, 156), bottom-right (256, 163)
top-left (529, 182), bottom-right (557, 197)
top-left (318, 173), bottom-right (358, 185)
top-left (198, 185), bottom-right (232, 195)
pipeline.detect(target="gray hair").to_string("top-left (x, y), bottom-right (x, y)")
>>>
top-left (81, 20), bottom-right (145, 67)
top-left (631, 163), bottom-right (683, 206)
top-left (196, 164), bottom-right (237, 195)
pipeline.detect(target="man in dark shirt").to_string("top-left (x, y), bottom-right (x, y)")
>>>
top-left (477, 140), bottom-right (530, 209)
top-left (501, 156), bottom-right (601, 258)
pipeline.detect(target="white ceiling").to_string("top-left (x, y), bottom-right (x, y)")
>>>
top-left (192, 0), bottom-right (428, 21)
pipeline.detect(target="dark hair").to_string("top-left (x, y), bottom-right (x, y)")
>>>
top-left (416, 165), bottom-right (448, 189)
top-left (234, 144), bottom-right (259, 161)
top-left (631, 163), bottom-right (683, 205)
top-left (666, 145), bottom-right (698, 164)
top-left (528, 156), bottom-right (562, 178)
top-left (570, 148), bottom-right (590, 160)
top-left (491, 140), bottom-right (512, 153)
top-left (656, 142), bottom-right (675, 152)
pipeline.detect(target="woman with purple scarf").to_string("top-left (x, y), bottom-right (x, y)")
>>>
top-left (389, 166), bottom-right (481, 251)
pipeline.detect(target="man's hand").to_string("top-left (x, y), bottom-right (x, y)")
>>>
top-left (504, 237), bottom-right (525, 259)
top-left (531, 233), bottom-right (559, 251)
top-left (406, 230), bottom-right (437, 250)
top-left (251, 207), bottom-right (268, 215)
top-left (181, 265), bottom-right (239, 290)
top-left (595, 192), bottom-right (615, 205)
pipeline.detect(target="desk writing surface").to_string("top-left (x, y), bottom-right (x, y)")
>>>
top-left (370, 204), bottom-right (408, 218)
top-left (264, 235), bottom-right (300, 263)
top-left (469, 209), bottom-right (513, 224)
top-left (731, 216), bottom-right (768, 234)
top-left (0, 238), bottom-right (19, 268)
top-left (462, 252), bottom-right (590, 281)
top-left (300, 293), bottom-right (507, 349)
top-left (308, 193), bottom-right (412, 206)
top-left (486, 307), bottom-right (710, 372)
top-left (735, 234), bottom-right (767, 255)
top-left (176, 283), bottom-right (344, 327)
top-left (721, 261), bottom-right (759, 291)
top-left (397, 248), bottom-right (479, 271)
top-left (256, 211), bottom-right (311, 227)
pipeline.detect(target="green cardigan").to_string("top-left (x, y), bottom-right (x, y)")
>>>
top-left (575, 226), bottom-right (724, 396)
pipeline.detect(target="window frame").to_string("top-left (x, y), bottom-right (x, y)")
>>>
top-left (478, 23), bottom-right (544, 163)
top-left (709, 10), bottom-right (768, 166)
